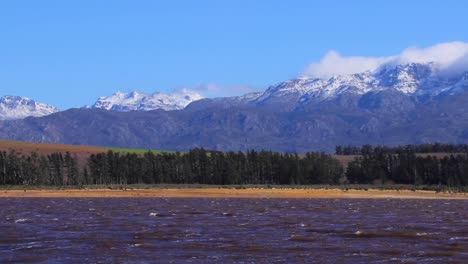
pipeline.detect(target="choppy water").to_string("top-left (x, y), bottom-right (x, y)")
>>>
top-left (0, 198), bottom-right (467, 263)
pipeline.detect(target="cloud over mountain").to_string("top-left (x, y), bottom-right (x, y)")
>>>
top-left (190, 83), bottom-right (259, 97)
top-left (302, 42), bottom-right (468, 79)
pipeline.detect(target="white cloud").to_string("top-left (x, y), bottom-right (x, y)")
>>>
top-left (186, 83), bottom-right (259, 97)
top-left (302, 41), bottom-right (468, 79)
top-left (301, 50), bottom-right (390, 79)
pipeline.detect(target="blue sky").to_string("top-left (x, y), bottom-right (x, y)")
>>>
top-left (1, 0), bottom-right (467, 109)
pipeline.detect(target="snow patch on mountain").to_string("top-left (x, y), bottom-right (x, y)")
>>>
top-left (0, 96), bottom-right (59, 120)
top-left (250, 62), bottom-right (468, 108)
top-left (92, 89), bottom-right (204, 111)
top-left (302, 41), bottom-right (468, 79)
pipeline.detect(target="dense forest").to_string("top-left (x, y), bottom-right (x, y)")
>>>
top-left (345, 148), bottom-right (468, 187)
top-left (0, 146), bottom-right (467, 189)
top-left (0, 149), bottom-right (343, 186)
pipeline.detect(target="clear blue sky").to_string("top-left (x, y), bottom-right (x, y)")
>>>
top-left (1, 0), bottom-right (467, 109)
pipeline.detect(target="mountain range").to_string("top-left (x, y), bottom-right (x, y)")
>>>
top-left (1, 62), bottom-right (468, 152)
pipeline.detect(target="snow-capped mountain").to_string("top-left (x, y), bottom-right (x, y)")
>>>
top-left (186, 62), bottom-right (468, 113)
top-left (91, 89), bottom-right (204, 112)
top-left (3, 62), bottom-right (468, 152)
top-left (251, 62), bottom-right (468, 108)
top-left (0, 96), bottom-right (59, 120)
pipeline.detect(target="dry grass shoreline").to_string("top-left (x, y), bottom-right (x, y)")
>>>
top-left (0, 188), bottom-right (466, 199)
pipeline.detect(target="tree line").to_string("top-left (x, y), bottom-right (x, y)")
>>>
top-left (336, 143), bottom-right (468, 155)
top-left (0, 146), bottom-right (467, 189)
top-left (0, 149), bottom-right (343, 186)
top-left (0, 151), bottom-right (79, 186)
top-left (346, 148), bottom-right (468, 188)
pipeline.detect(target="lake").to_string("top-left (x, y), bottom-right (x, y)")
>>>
top-left (1, 198), bottom-right (467, 263)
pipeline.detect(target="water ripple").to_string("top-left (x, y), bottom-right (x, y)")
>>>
top-left (0, 198), bottom-right (466, 263)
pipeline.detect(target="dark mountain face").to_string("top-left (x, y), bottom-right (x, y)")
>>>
top-left (1, 89), bottom-right (468, 153)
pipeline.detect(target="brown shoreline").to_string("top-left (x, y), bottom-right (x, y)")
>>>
top-left (0, 188), bottom-right (466, 199)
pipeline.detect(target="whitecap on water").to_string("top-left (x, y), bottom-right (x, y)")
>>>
top-left (149, 212), bottom-right (158, 217)
top-left (15, 218), bottom-right (31, 223)
top-left (450, 237), bottom-right (468, 241)
top-left (11, 242), bottom-right (42, 251)
top-left (129, 243), bottom-right (143, 247)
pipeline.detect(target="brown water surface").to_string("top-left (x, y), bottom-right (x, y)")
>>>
top-left (0, 198), bottom-right (467, 263)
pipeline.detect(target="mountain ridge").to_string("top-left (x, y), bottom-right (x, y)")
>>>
top-left (91, 89), bottom-right (203, 111)
top-left (185, 62), bottom-right (468, 113)
top-left (4, 62), bottom-right (468, 119)
top-left (1, 62), bottom-right (468, 152)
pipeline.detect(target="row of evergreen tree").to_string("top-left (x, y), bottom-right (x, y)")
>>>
top-left (0, 149), bottom-right (343, 186)
top-left (346, 149), bottom-right (468, 188)
top-left (0, 147), bottom-right (467, 188)
top-left (87, 149), bottom-right (343, 186)
top-left (0, 151), bottom-right (80, 186)
top-left (336, 143), bottom-right (468, 155)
